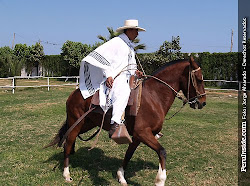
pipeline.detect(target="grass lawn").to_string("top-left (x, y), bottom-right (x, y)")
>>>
top-left (0, 86), bottom-right (238, 185)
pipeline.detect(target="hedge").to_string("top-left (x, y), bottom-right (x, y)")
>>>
top-left (41, 52), bottom-right (241, 89)
top-left (138, 52), bottom-right (238, 80)
top-left (41, 55), bottom-right (79, 76)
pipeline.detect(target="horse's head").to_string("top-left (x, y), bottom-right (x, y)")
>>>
top-left (181, 56), bottom-right (206, 109)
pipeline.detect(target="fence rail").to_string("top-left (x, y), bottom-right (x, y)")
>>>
top-left (0, 76), bottom-right (79, 94)
top-left (0, 76), bottom-right (248, 94)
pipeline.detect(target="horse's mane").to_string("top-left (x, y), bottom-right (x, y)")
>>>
top-left (152, 59), bottom-right (188, 76)
top-left (151, 58), bottom-right (201, 76)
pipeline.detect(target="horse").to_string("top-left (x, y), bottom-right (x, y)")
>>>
top-left (46, 56), bottom-right (206, 185)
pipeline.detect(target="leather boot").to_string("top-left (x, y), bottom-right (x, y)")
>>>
top-left (109, 122), bottom-right (119, 138)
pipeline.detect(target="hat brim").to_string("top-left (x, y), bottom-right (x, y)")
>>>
top-left (116, 26), bottom-right (146, 33)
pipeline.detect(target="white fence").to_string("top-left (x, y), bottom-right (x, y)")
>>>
top-left (0, 76), bottom-right (248, 94)
top-left (0, 76), bottom-right (79, 94)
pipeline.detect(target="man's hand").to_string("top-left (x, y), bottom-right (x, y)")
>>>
top-left (106, 77), bottom-right (114, 88)
top-left (135, 70), bottom-right (143, 78)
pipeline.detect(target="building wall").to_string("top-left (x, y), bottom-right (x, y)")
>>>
top-left (20, 64), bottom-right (43, 77)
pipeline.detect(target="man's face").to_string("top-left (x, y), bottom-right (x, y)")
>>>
top-left (125, 29), bottom-right (138, 41)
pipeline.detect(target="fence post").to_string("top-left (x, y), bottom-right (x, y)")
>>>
top-left (47, 77), bottom-right (50, 91)
top-left (12, 77), bottom-right (15, 94)
top-left (76, 77), bottom-right (79, 89)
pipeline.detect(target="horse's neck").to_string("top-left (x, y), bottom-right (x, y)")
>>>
top-left (153, 62), bottom-right (187, 92)
top-left (144, 62), bottom-right (188, 114)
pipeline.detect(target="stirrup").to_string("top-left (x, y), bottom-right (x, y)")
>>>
top-left (111, 124), bottom-right (132, 144)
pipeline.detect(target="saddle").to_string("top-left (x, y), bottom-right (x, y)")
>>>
top-left (90, 79), bottom-right (143, 117)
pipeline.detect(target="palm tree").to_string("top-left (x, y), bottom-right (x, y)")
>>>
top-left (97, 27), bottom-right (120, 43)
top-left (98, 27), bottom-right (146, 52)
top-left (133, 38), bottom-right (146, 51)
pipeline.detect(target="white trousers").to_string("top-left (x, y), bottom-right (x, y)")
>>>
top-left (110, 74), bottom-right (131, 124)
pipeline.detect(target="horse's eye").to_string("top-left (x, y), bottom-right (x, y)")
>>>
top-left (196, 73), bottom-right (203, 81)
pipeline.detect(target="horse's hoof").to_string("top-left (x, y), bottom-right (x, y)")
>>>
top-left (118, 179), bottom-right (127, 186)
top-left (117, 167), bottom-right (127, 186)
top-left (65, 177), bottom-right (73, 182)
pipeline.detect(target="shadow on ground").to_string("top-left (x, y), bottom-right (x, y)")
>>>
top-left (45, 147), bottom-right (158, 185)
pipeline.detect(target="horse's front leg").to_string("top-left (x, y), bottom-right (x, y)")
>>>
top-left (155, 147), bottom-right (167, 186)
top-left (138, 129), bottom-right (167, 186)
top-left (117, 138), bottom-right (140, 185)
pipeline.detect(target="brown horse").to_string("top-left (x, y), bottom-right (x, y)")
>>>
top-left (46, 57), bottom-right (206, 185)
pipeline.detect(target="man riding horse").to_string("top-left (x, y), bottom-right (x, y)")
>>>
top-left (79, 19), bottom-right (145, 144)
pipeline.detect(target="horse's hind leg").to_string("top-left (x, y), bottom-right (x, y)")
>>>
top-left (117, 138), bottom-right (140, 185)
top-left (63, 125), bottom-right (81, 182)
top-left (63, 116), bottom-right (96, 182)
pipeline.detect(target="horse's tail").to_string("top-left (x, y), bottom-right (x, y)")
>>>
top-left (43, 120), bottom-right (68, 148)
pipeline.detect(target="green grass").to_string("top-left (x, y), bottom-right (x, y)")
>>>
top-left (0, 87), bottom-right (238, 185)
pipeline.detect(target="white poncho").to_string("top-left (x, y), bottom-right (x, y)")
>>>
top-left (79, 33), bottom-right (137, 111)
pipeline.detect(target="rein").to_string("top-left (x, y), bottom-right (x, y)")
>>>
top-left (142, 74), bottom-right (187, 120)
top-left (145, 66), bottom-right (206, 104)
top-left (60, 60), bottom-right (206, 148)
top-left (112, 62), bottom-right (206, 121)
top-left (59, 107), bottom-right (96, 147)
top-left (142, 65), bottom-right (206, 119)
top-left (143, 75), bottom-right (180, 98)
top-left (135, 54), bottom-right (205, 104)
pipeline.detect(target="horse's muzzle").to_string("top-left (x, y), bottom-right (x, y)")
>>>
top-left (190, 101), bottom-right (206, 109)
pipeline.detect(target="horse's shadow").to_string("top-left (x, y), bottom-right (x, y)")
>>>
top-left (46, 146), bottom-right (157, 185)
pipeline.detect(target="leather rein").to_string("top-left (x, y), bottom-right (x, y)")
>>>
top-left (59, 64), bottom-right (206, 147)
top-left (143, 65), bottom-right (206, 117)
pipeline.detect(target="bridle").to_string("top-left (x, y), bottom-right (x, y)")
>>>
top-left (59, 63), bottom-right (206, 149)
top-left (186, 66), bottom-right (206, 105)
top-left (141, 65), bottom-right (206, 120)
top-left (105, 63), bottom-right (206, 122)
top-left (144, 65), bottom-right (206, 106)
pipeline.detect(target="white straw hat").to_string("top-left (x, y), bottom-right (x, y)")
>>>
top-left (116, 19), bottom-right (146, 33)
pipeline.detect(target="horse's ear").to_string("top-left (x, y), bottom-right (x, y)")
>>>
top-left (189, 56), bottom-right (194, 63)
top-left (189, 56), bottom-right (199, 69)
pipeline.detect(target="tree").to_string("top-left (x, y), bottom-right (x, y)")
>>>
top-left (14, 43), bottom-right (29, 61)
top-left (0, 46), bottom-right (21, 77)
top-left (24, 42), bottom-right (45, 75)
top-left (61, 41), bottom-right (92, 75)
top-left (98, 27), bottom-right (146, 52)
top-left (157, 36), bottom-right (183, 61)
top-left (0, 47), bottom-right (13, 77)
top-left (13, 44), bottom-right (29, 74)
top-left (137, 36), bottom-right (184, 75)
top-left (97, 27), bottom-right (120, 43)
top-left (133, 38), bottom-right (146, 51)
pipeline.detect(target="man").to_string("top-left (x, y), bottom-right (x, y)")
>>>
top-left (79, 19), bottom-right (145, 143)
